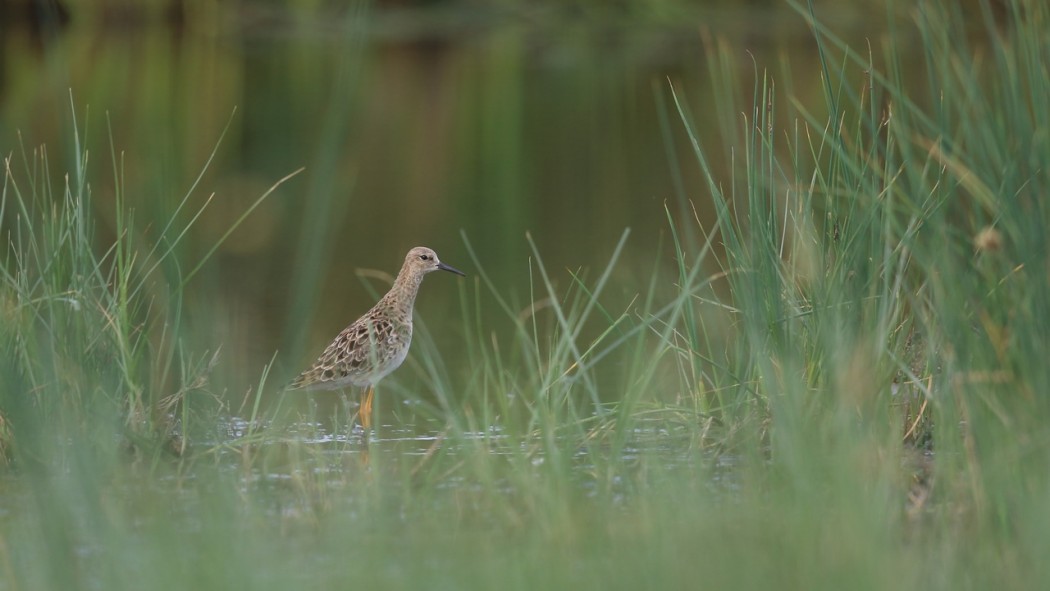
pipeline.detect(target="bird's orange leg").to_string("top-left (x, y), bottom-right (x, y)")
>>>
top-left (360, 385), bottom-right (375, 429)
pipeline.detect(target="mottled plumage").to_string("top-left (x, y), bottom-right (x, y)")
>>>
top-left (288, 247), bottom-right (464, 425)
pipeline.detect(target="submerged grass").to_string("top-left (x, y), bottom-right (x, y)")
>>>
top-left (2, 0), bottom-right (1050, 589)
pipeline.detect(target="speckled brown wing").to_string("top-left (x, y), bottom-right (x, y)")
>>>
top-left (287, 315), bottom-right (402, 391)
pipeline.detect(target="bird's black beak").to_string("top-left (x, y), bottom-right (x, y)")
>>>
top-left (438, 262), bottom-right (466, 276)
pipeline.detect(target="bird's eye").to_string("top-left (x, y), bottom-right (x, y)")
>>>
top-left (419, 254), bottom-right (430, 261)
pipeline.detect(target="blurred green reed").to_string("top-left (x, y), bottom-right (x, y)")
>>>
top-left (1, 0), bottom-right (1048, 589)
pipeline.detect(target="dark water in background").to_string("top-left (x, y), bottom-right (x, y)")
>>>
top-left (0, 3), bottom-right (851, 400)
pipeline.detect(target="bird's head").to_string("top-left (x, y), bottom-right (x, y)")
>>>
top-left (405, 246), bottom-right (465, 277)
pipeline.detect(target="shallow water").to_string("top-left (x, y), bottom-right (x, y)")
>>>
top-left (210, 410), bottom-right (736, 497)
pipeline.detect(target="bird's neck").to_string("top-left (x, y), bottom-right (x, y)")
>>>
top-left (379, 268), bottom-right (423, 318)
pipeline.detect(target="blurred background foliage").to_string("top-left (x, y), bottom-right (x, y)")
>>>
top-left (1, 0), bottom-right (857, 392)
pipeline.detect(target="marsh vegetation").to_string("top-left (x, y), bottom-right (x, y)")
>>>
top-left (1, 0), bottom-right (1048, 589)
